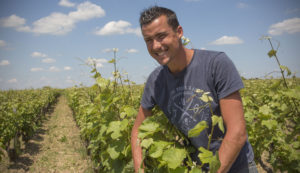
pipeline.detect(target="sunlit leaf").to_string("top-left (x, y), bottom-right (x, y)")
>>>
top-left (280, 65), bottom-right (291, 76)
top-left (149, 141), bottom-right (172, 158)
top-left (107, 146), bottom-right (120, 159)
top-left (139, 122), bottom-right (159, 132)
top-left (268, 50), bottom-right (277, 58)
top-left (108, 58), bottom-right (116, 63)
top-left (188, 121), bottom-right (208, 138)
top-left (209, 152), bottom-right (221, 173)
top-left (198, 147), bottom-right (213, 164)
top-left (96, 77), bottom-right (109, 88)
top-left (261, 119), bottom-right (277, 130)
top-left (141, 138), bottom-right (153, 149)
top-left (218, 118), bottom-right (225, 134)
top-left (212, 115), bottom-right (219, 126)
top-left (190, 167), bottom-right (202, 173)
top-left (162, 148), bottom-right (186, 169)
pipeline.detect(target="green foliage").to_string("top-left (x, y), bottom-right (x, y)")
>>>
top-left (162, 148), bottom-right (186, 169)
top-left (242, 78), bottom-right (300, 172)
top-left (63, 39), bottom-right (300, 172)
top-left (267, 49), bottom-right (277, 58)
top-left (188, 121), bottom-right (208, 138)
top-left (65, 60), bottom-right (141, 172)
top-left (0, 88), bottom-right (60, 161)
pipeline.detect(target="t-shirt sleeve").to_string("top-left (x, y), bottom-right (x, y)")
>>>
top-left (212, 52), bottom-right (244, 99)
top-left (140, 73), bottom-right (156, 110)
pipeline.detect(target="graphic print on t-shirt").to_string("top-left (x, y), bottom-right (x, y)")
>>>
top-left (167, 86), bottom-right (211, 135)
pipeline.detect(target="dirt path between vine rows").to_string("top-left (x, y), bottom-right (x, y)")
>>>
top-left (0, 96), bottom-right (93, 173)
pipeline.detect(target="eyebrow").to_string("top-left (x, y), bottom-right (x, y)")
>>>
top-left (144, 31), bottom-right (168, 40)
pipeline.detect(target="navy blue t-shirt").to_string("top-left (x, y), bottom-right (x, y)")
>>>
top-left (141, 49), bottom-right (254, 171)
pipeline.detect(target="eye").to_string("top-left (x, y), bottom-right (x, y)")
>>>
top-left (157, 34), bottom-right (166, 40)
top-left (145, 38), bottom-right (152, 44)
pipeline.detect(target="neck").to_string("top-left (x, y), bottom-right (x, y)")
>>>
top-left (168, 47), bottom-right (194, 74)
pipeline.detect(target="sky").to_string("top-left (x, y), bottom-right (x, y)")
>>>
top-left (0, 0), bottom-right (300, 90)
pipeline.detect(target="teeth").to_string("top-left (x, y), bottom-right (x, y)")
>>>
top-left (157, 52), bottom-right (166, 56)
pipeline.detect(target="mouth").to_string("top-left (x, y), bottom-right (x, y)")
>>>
top-left (155, 49), bottom-right (168, 57)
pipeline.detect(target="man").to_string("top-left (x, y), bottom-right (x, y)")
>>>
top-left (131, 6), bottom-right (257, 173)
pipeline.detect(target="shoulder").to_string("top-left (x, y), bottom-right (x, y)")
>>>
top-left (192, 49), bottom-right (229, 69)
top-left (145, 65), bottom-right (166, 85)
top-left (194, 49), bottom-right (224, 58)
top-left (193, 49), bottom-right (227, 63)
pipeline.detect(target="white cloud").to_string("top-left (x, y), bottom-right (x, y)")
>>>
top-left (0, 40), bottom-right (7, 47)
top-left (59, 0), bottom-right (76, 7)
top-left (0, 15), bottom-right (31, 33)
top-left (64, 66), bottom-right (71, 70)
top-left (237, 2), bottom-right (248, 8)
top-left (200, 47), bottom-right (206, 50)
top-left (102, 48), bottom-right (120, 53)
top-left (126, 49), bottom-right (138, 53)
top-left (7, 78), bottom-right (17, 83)
top-left (32, 12), bottom-right (74, 35)
top-left (31, 51), bottom-right (47, 58)
top-left (42, 58), bottom-right (56, 63)
top-left (16, 25), bottom-right (31, 32)
top-left (31, 2), bottom-right (105, 35)
top-left (0, 60), bottom-right (10, 66)
top-left (210, 36), bottom-right (244, 45)
top-left (0, 14), bottom-right (26, 28)
top-left (95, 20), bottom-right (141, 36)
top-left (30, 67), bottom-right (44, 72)
top-left (268, 17), bottom-right (300, 35)
top-left (69, 2), bottom-right (105, 21)
top-left (0, 2), bottom-right (105, 35)
top-left (49, 66), bottom-right (60, 72)
top-left (86, 57), bottom-right (107, 68)
top-left (103, 48), bottom-right (113, 53)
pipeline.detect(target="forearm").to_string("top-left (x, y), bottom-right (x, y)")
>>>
top-left (218, 91), bottom-right (247, 173)
top-left (131, 123), bottom-right (144, 173)
top-left (217, 129), bottom-right (247, 173)
top-left (131, 106), bottom-right (151, 173)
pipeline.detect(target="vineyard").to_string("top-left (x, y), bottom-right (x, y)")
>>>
top-left (0, 87), bottom-right (60, 162)
top-left (1, 39), bottom-right (300, 172)
top-left (64, 69), bottom-right (300, 172)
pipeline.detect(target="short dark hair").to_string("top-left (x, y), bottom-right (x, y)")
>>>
top-left (139, 6), bottom-right (180, 31)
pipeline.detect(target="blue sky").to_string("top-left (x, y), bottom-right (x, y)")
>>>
top-left (0, 0), bottom-right (299, 90)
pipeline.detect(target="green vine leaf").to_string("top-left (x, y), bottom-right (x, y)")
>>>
top-left (198, 147), bottom-right (213, 164)
top-left (107, 145), bottom-right (120, 159)
top-left (268, 50), bottom-right (277, 58)
top-left (162, 148), bottom-right (186, 169)
top-left (149, 141), bottom-right (172, 158)
top-left (141, 138), bottom-right (153, 149)
top-left (190, 167), bottom-right (202, 173)
top-left (169, 167), bottom-right (188, 173)
top-left (108, 58), bottom-right (116, 63)
top-left (209, 152), bottom-right (221, 173)
top-left (188, 121), bottom-right (208, 138)
top-left (280, 65), bottom-right (291, 76)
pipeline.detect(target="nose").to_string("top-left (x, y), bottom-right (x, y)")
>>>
top-left (152, 39), bottom-right (161, 51)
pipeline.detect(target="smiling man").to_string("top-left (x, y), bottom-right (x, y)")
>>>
top-left (131, 6), bottom-right (257, 173)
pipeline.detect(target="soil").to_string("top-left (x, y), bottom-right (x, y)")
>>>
top-left (0, 96), bottom-right (93, 173)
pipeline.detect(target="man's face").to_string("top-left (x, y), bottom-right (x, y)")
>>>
top-left (141, 15), bottom-right (183, 66)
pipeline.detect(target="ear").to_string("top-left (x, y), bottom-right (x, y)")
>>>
top-left (176, 25), bottom-right (183, 38)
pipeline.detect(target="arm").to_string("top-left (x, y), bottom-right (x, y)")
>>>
top-left (217, 91), bottom-right (247, 173)
top-left (131, 105), bottom-right (152, 173)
